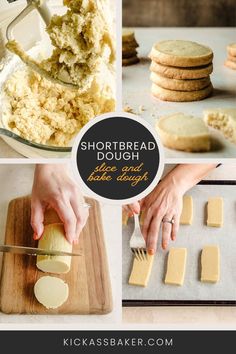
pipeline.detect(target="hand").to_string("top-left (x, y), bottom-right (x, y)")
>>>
top-left (140, 180), bottom-right (183, 253)
top-left (123, 201), bottom-right (140, 217)
top-left (31, 164), bottom-right (89, 244)
top-left (140, 164), bottom-right (217, 253)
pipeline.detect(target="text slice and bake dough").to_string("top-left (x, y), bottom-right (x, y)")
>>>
top-left (201, 246), bottom-right (220, 283)
top-left (165, 248), bottom-right (187, 286)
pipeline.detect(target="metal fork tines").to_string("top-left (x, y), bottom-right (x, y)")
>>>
top-left (129, 213), bottom-right (147, 261)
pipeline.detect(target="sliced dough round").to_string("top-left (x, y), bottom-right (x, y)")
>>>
top-left (150, 61), bottom-right (213, 79)
top-left (34, 276), bottom-right (69, 309)
top-left (227, 43), bottom-right (236, 57)
top-left (37, 223), bottom-right (72, 274)
top-left (150, 72), bottom-right (210, 91)
top-left (203, 108), bottom-right (236, 144)
top-left (122, 56), bottom-right (140, 66)
top-left (149, 40), bottom-right (213, 67)
top-left (225, 59), bottom-right (236, 70)
top-left (156, 113), bottom-right (210, 152)
top-left (151, 83), bottom-right (213, 102)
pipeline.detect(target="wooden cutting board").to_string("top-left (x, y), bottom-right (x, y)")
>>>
top-left (0, 196), bottom-right (112, 314)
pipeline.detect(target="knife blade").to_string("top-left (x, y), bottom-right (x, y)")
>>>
top-left (0, 244), bottom-right (82, 257)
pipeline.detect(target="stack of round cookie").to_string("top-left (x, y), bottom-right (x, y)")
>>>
top-left (225, 43), bottom-right (236, 70)
top-left (122, 29), bottom-right (139, 66)
top-left (149, 40), bottom-right (214, 102)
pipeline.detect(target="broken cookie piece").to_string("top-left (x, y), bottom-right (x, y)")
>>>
top-left (203, 108), bottom-right (236, 144)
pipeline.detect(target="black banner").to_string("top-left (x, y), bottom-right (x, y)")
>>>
top-left (0, 330), bottom-right (234, 353)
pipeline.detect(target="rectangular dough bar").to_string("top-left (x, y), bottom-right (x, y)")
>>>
top-left (207, 197), bottom-right (223, 227)
top-left (128, 254), bottom-right (154, 287)
top-left (165, 248), bottom-right (187, 286)
top-left (201, 245), bottom-right (220, 283)
top-left (180, 195), bottom-right (193, 225)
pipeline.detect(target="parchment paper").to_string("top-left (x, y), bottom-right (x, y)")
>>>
top-left (122, 184), bottom-right (236, 301)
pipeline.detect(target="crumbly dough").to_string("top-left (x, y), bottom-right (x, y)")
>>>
top-left (207, 197), bottom-right (223, 228)
top-left (34, 276), bottom-right (69, 309)
top-left (180, 196), bottom-right (193, 225)
top-left (129, 254), bottom-right (154, 287)
top-left (203, 108), bottom-right (236, 144)
top-left (156, 113), bottom-right (210, 152)
top-left (37, 223), bottom-right (72, 274)
top-left (225, 59), bottom-right (236, 70)
top-left (6, 0), bottom-right (115, 91)
top-left (150, 71), bottom-right (210, 92)
top-left (165, 248), bottom-right (187, 286)
top-left (150, 61), bottom-right (213, 80)
top-left (201, 245), bottom-right (220, 283)
top-left (227, 43), bottom-right (236, 57)
top-left (149, 40), bottom-right (213, 67)
top-left (3, 69), bottom-right (115, 146)
top-left (151, 83), bottom-right (213, 102)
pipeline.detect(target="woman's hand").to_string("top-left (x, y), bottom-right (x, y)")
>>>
top-left (140, 180), bottom-right (183, 253)
top-left (31, 164), bottom-right (89, 244)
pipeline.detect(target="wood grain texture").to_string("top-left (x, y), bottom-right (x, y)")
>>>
top-left (123, 0), bottom-right (236, 27)
top-left (0, 196), bottom-right (112, 314)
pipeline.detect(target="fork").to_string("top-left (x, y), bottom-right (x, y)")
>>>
top-left (129, 213), bottom-right (147, 261)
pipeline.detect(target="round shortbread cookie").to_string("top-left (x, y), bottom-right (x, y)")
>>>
top-left (150, 72), bottom-right (210, 92)
top-left (122, 50), bottom-right (137, 59)
top-left (228, 55), bottom-right (236, 63)
top-left (149, 40), bottom-right (213, 67)
top-left (225, 60), bottom-right (236, 70)
top-left (122, 29), bottom-right (138, 47)
top-left (151, 83), bottom-right (213, 102)
top-left (156, 113), bottom-right (210, 152)
top-left (227, 43), bottom-right (236, 57)
top-left (150, 61), bottom-right (213, 79)
top-left (122, 56), bottom-right (140, 66)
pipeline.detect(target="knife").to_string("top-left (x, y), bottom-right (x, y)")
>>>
top-left (0, 244), bottom-right (82, 257)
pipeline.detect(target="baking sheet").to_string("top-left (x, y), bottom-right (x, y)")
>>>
top-left (122, 182), bottom-right (236, 303)
top-left (122, 28), bottom-right (236, 160)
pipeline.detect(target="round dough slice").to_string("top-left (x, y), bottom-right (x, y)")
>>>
top-left (151, 83), bottom-right (213, 102)
top-left (150, 61), bottom-right (213, 79)
top-left (122, 56), bottom-right (140, 66)
top-left (150, 72), bottom-right (210, 92)
top-left (34, 276), bottom-right (69, 309)
top-left (149, 40), bottom-right (213, 67)
top-left (227, 43), bottom-right (236, 57)
top-left (156, 113), bottom-right (210, 152)
top-left (225, 59), bottom-right (236, 70)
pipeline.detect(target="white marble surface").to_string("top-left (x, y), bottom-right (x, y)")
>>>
top-left (123, 163), bottom-right (236, 327)
top-left (123, 27), bottom-right (236, 160)
top-left (0, 164), bottom-right (121, 326)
